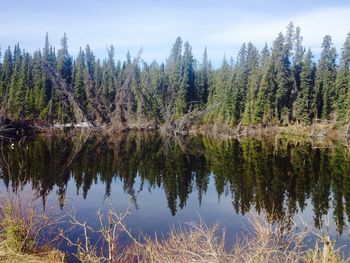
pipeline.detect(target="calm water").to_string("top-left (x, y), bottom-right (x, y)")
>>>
top-left (1, 131), bottom-right (350, 256)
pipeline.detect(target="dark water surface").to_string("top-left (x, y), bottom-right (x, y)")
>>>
top-left (1, 131), bottom-right (350, 256)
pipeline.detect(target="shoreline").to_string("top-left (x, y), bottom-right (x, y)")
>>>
top-left (1, 118), bottom-right (350, 146)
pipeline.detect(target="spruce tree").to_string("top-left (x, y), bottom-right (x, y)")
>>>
top-left (196, 47), bottom-right (210, 105)
top-left (85, 44), bottom-right (95, 78)
top-left (56, 33), bottom-right (72, 84)
top-left (293, 49), bottom-right (316, 124)
top-left (179, 41), bottom-right (195, 113)
top-left (291, 26), bottom-right (304, 117)
top-left (43, 33), bottom-right (51, 63)
top-left (242, 43), bottom-right (260, 124)
top-left (73, 48), bottom-right (87, 107)
top-left (335, 32), bottom-right (350, 122)
top-left (274, 32), bottom-right (292, 124)
top-left (0, 47), bottom-right (13, 102)
top-left (14, 52), bottom-right (30, 119)
top-left (167, 37), bottom-right (183, 116)
top-left (7, 46), bottom-right (22, 116)
top-left (32, 50), bottom-right (47, 116)
top-left (208, 56), bottom-right (233, 123)
top-left (232, 43), bottom-right (248, 123)
top-left (314, 35), bottom-right (337, 119)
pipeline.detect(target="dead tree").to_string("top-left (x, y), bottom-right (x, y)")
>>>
top-left (84, 71), bottom-right (109, 124)
top-left (42, 62), bottom-right (94, 127)
top-left (110, 49), bottom-right (143, 129)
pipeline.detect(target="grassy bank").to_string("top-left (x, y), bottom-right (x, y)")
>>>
top-left (0, 244), bottom-right (63, 263)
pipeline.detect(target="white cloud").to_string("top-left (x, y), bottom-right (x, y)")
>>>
top-left (208, 7), bottom-right (350, 52)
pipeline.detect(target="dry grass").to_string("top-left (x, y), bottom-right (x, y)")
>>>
top-left (0, 193), bottom-right (347, 263)
top-left (135, 213), bottom-right (347, 263)
top-left (0, 242), bottom-right (64, 263)
top-left (139, 222), bottom-right (230, 263)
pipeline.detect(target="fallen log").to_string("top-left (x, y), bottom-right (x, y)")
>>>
top-left (0, 119), bottom-right (35, 139)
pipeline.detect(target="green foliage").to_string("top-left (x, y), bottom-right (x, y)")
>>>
top-left (0, 27), bottom-right (349, 127)
top-left (1, 204), bottom-right (36, 253)
top-left (314, 35), bottom-right (337, 119)
top-left (335, 32), bottom-right (350, 123)
top-left (293, 49), bottom-right (315, 124)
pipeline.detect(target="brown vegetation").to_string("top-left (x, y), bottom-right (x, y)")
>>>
top-left (0, 193), bottom-right (348, 263)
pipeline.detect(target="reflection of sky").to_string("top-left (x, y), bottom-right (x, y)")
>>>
top-left (1, 172), bottom-right (349, 256)
top-left (0, 0), bottom-right (349, 66)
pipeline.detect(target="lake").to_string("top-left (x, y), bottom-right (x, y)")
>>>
top-left (0, 131), bottom-right (349, 257)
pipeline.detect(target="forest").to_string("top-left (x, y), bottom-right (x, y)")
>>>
top-left (0, 22), bottom-right (349, 130)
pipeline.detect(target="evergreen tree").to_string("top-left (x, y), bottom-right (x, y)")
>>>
top-left (56, 33), bottom-right (72, 84)
top-left (274, 32), bottom-right (292, 124)
top-left (32, 50), bottom-right (47, 116)
top-left (242, 43), bottom-right (260, 124)
top-left (14, 52), bottom-right (30, 119)
top-left (232, 43), bottom-right (248, 123)
top-left (335, 32), bottom-right (350, 122)
top-left (0, 47), bottom-right (12, 102)
top-left (314, 35), bottom-right (337, 119)
top-left (178, 41), bottom-right (195, 113)
top-left (293, 49), bottom-right (316, 124)
top-left (254, 53), bottom-right (274, 124)
top-left (291, 26), bottom-right (304, 116)
top-left (7, 46), bottom-right (22, 116)
top-left (196, 47), bottom-right (210, 105)
top-left (43, 33), bottom-right (51, 63)
top-left (166, 37), bottom-right (182, 116)
top-left (207, 56), bottom-right (233, 123)
top-left (85, 44), bottom-right (95, 78)
top-left (73, 48), bottom-right (87, 106)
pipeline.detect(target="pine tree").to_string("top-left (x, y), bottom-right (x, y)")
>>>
top-left (7, 46), bottom-right (22, 116)
top-left (0, 47), bottom-right (12, 103)
top-left (314, 35), bottom-right (337, 119)
top-left (56, 33), bottom-right (72, 84)
top-left (242, 43), bottom-right (260, 124)
top-left (167, 37), bottom-right (183, 116)
top-left (232, 43), bottom-right (248, 123)
top-left (106, 45), bottom-right (116, 107)
top-left (178, 41), bottom-right (195, 114)
top-left (291, 26), bottom-right (304, 118)
top-left (335, 32), bottom-right (350, 122)
top-left (208, 56), bottom-right (233, 123)
top-left (14, 52), bottom-right (30, 119)
top-left (85, 44), bottom-right (95, 78)
top-left (196, 47), bottom-right (210, 105)
top-left (43, 33), bottom-right (51, 63)
top-left (32, 50), bottom-right (47, 116)
top-left (274, 32), bottom-right (293, 124)
top-left (73, 48), bottom-right (87, 106)
top-left (254, 53), bottom-right (274, 124)
top-left (293, 49), bottom-right (316, 124)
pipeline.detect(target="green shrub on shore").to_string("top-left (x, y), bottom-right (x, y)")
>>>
top-left (0, 193), bottom-right (65, 262)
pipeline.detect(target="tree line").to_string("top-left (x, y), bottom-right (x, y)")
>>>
top-left (0, 22), bottom-right (350, 127)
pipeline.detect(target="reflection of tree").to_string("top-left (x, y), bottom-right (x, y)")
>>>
top-left (330, 145), bottom-right (349, 234)
top-left (1, 134), bottom-right (350, 234)
top-left (311, 148), bottom-right (331, 229)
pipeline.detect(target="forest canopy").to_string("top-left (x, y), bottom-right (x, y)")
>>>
top-left (0, 23), bottom-right (349, 128)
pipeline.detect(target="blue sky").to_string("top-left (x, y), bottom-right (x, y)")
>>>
top-left (0, 0), bottom-right (349, 66)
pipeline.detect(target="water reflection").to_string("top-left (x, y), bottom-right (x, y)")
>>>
top-left (1, 132), bottom-right (350, 234)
